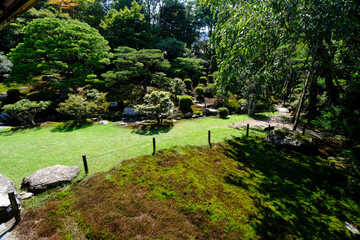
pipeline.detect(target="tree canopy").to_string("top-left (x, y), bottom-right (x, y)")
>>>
top-left (7, 17), bottom-right (111, 89)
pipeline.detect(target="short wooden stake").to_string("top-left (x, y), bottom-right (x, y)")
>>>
top-left (82, 155), bottom-right (88, 174)
top-left (153, 137), bottom-right (156, 155)
top-left (8, 191), bottom-right (21, 223)
top-left (208, 130), bottom-right (212, 148)
top-left (246, 124), bottom-right (249, 137)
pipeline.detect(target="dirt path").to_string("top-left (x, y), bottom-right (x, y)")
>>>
top-left (231, 106), bottom-right (323, 138)
top-left (232, 107), bottom-right (293, 130)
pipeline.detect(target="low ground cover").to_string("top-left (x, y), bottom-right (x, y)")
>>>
top-left (0, 113), bottom-right (273, 187)
top-left (16, 137), bottom-right (360, 239)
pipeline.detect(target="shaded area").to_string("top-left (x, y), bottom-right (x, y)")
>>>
top-left (131, 122), bottom-right (173, 135)
top-left (51, 121), bottom-right (93, 132)
top-left (225, 137), bottom-right (359, 239)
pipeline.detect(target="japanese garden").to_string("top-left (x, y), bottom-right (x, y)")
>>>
top-left (0, 0), bottom-right (359, 239)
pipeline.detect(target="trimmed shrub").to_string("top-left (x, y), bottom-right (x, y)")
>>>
top-left (184, 78), bottom-right (192, 91)
top-left (199, 76), bottom-right (207, 85)
top-left (179, 96), bottom-right (193, 112)
top-left (218, 107), bottom-right (229, 119)
top-left (195, 86), bottom-right (204, 98)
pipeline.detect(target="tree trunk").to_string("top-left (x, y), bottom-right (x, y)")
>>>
top-left (293, 71), bottom-right (311, 131)
top-left (293, 39), bottom-right (319, 131)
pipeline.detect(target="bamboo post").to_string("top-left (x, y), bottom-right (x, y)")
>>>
top-left (82, 155), bottom-right (88, 174)
top-left (8, 191), bottom-right (20, 223)
top-left (153, 137), bottom-right (156, 155)
top-left (208, 130), bottom-right (212, 148)
top-left (246, 124), bottom-right (249, 137)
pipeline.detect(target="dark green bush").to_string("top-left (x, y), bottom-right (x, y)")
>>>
top-left (184, 78), bottom-right (192, 91)
top-left (5, 89), bottom-right (20, 104)
top-left (179, 96), bottom-right (193, 112)
top-left (199, 76), bottom-right (207, 85)
top-left (218, 107), bottom-right (229, 119)
top-left (204, 84), bottom-right (216, 98)
top-left (27, 91), bottom-right (59, 102)
top-left (195, 86), bottom-right (204, 97)
top-left (207, 74), bottom-right (214, 83)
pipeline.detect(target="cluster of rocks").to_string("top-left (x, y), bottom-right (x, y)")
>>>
top-left (266, 129), bottom-right (317, 153)
top-left (0, 165), bottom-right (80, 222)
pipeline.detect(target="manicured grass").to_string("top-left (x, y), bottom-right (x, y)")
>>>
top-left (0, 113), bottom-right (273, 186)
top-left (17, 137), bottom-right (360, 239)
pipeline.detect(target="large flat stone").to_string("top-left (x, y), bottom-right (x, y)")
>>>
top-left (21, 165), bottom-right (80, 194)
top-left (0, 173), bottom-right (22, 222)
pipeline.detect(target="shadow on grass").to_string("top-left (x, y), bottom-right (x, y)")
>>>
top-left (51, 121), bottom-right (93, 132)
top-left (224, 137), bottom-right (358, 240)
top-left (248, 113), bottom-right (272, 121)
top-left (131, 122), bottom-right (173, 136)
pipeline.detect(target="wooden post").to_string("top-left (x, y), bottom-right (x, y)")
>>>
top-left (82, 155), bottom-right (88, 174)
top-left (208, 130), bottom-right (212, 148)
top-left (8, 191), bottom-right (20, 223)
top-left (153, 137), bottom-right (156, 155)
top-left (246, 124), bottom-right (249, 137)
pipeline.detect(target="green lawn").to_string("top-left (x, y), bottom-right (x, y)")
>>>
top-left (0, 113), bottom-right (273, 186)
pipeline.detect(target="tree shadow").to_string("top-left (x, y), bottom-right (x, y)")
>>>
top-left (131, 123), bottom-right (173, 136)
top-left (224, 137), bottom-right (358, 239)
top-left (51, 121), bottom-right (93, 132)
top-left (248, 113), bottom-right (271, 121)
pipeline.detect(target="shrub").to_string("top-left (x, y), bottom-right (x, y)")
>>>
top-left (2, 99), bottom-right (50, 125)
top-left (5, 89), bottom-right (20, 104)
top-left (179, 96), bottom-right (193, 113)
top-left (27, 92), bottom-right (59, 102)
top-left (225, 98), bottom-right (239, 113)
top-left (195, 86), bottom-right (204, 98)
top-left (135, 91), bottom-right (174, 125)
top-left (197, 83), bottom-right (204, 88)
top-left (218, 107), bottom-right (229, 119)
top-left (204, 84), bottom-right (216, 98)
top-left (184, 78), bottom-right (192, 91)
top-left (199, 76), bottom-right (207, 85)
top-left (238, 99), bottom-right (248, 113)
top-left (207, 74), bottom-right (214, 83)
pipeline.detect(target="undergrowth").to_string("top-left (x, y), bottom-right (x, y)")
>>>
top-left (16, 137), bottom-right (360, 239)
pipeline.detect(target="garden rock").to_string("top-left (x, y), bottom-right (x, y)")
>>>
top-left (99, 120), bottom-right (109, 125)
top-left (266, 129), bottom-right (316, 152)
top-left (184, 112), bottom-right (192, 119)
top-left (203, 108), bottom-right (217, 116)
top-left (0, 173), bottom-right (22, 222)
top-left (21, 165), bottom-right (81, 194)
top-left (109, 102), bottom-right (118, 108)
top-left (123, 107), bottom-right (138, 116)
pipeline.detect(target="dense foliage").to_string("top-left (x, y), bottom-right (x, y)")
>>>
top-left (2, 99), bottom-right (50, 125)
top-left (135, 91), bottom-right (174, 125)
top-left (7, 18), bottom-right (110, 89)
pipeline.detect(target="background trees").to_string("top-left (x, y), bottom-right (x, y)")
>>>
top-left (7, 17), bottom-right (110, 89)
top-left (100, 2), bottom-right (156, 49)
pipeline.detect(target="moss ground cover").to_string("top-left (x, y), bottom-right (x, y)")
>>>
top-left (0, 113), bottom-right (272, 186)
top-left (17, 137), bottom-right (360, 239)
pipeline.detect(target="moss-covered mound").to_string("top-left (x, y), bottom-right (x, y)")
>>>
top-left (17, 138), bottom-right (360, 239)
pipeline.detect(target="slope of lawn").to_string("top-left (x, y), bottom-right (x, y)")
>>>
top-left (17, 137), bottom-right (360, 239)
top-left (0, 114), bottom-right (272, 186)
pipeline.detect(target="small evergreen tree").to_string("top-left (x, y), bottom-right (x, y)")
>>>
top-left (2, 99), bottom-right (50, 126)
top-left (135, 91), bottom-right (174, 126)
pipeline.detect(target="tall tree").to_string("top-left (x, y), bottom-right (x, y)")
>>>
top-left (159, 0), bottom-right (198, 46)
top-left (100, 2), bottom-right (157, 49)
top-left (102, 47), bottom-right (170, 91)
top-left (202, 0), bottom-right (360, 125)
top-left (7, 18), bottom-right (110, 90)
